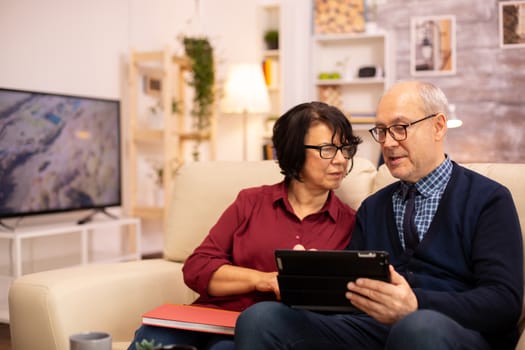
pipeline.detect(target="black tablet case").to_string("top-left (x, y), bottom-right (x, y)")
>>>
top-left (275, 250), bottom-right (390, 312)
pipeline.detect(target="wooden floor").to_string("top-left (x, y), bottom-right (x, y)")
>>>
top-left (0, 323), bottom-right (10, 350)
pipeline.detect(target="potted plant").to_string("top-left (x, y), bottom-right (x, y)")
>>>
top-left (182, 36), bottom-right (215, 161)
top-left (264, 29), bottom-right (279, 50)
top-left (135, 339), bottom-right (196, 350)
top-left (135, 339), bottom-right (160, 350)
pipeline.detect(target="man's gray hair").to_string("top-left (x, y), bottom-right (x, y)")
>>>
top-left (417, 81), bottom-right (450, 117)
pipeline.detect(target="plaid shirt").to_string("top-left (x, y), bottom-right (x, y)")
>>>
top-left (393, 156), bottom-right (453, 249)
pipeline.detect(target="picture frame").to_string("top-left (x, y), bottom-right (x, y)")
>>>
top-left (143, 75), bottom-right (162, 97)
top-left (410, 15), bottom-right (456, 76)
top-left (499, 0), bottom-right (525, 49)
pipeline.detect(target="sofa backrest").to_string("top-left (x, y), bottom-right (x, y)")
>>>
top-left (164, 157), bottom-right (378, 262)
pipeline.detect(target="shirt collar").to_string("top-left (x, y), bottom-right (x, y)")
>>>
top-left (397, 155), bottom-right (453, 198)
top-left (272, 181), bottom-right (338, 221)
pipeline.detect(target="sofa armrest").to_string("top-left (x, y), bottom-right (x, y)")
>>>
top-left (9, 259), bottom-right (198, 350)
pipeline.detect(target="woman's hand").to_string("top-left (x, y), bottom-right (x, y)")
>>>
top-left (255, 271), bottom-right (280, 299)
top-left (208, 265), bottom-right (281, 299)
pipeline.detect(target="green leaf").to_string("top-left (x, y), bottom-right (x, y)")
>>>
top-left (135, 338), bottom-right (162, 350)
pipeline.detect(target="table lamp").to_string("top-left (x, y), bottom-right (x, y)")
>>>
top-left (221, 63), bottom-right (271, 160)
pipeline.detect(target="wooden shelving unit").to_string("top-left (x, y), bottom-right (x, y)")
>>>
top-left (312, 31), bottom-right (394, 119)
top-left (259, 0), bottom-right (281, 159)
top-left (127, 47), bottom-right (216, 250)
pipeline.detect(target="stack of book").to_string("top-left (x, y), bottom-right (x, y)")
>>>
top-left (142, 304), bottom-right (240, 335)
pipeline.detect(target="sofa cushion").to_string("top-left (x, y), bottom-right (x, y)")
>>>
top-left (335, 156), bottom-right (378, 211)
top-left (372, 163), bottom-right (397, 193)
top-left (164, 161), bottom-right (282, 262)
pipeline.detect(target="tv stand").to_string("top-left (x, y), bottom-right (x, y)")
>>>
top-left (0, 217), bottom-right (141, 279)
top-left (77, 208), bottom-right (119, 225)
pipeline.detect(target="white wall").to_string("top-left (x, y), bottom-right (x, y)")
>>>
top-left (0, 0), bottom-right (128, 98)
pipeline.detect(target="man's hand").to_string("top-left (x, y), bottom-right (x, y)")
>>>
top-left (345, 265), bottom-right (417, 324)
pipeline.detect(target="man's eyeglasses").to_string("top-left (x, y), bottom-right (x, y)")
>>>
top-left (304, 144), bottom-right (357, 160)
top-left (368, 113), bottom-right (438, 143)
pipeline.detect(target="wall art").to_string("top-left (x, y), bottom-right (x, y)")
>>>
top-left (499, 0), bottom-right (525, 48)
top-left (410, 15), bottom-right (456, 76)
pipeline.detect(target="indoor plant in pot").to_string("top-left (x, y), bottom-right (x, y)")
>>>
top-left (135, 339), bottom-right (196, 350)
top-left (264, 29), bottom-right (279, 50)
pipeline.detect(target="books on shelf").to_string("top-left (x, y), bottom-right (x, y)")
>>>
top-left (142, 304), bottom-right (240, 335)
top-left (348, 111), bottom-right (376, 124)
top-left (262, 142), bottom-right (276, 160)
top-left (262, 58), bottom-right (280, 88)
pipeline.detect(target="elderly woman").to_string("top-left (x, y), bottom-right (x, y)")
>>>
top-left (128, 101), bottom-right (362, 350)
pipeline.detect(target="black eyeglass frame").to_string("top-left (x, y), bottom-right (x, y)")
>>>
top-left (304, 144), bottom-right (357, 160)
top-left (368, 113), bottom-right (439, 143)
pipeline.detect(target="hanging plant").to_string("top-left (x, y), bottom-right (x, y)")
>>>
top-left (183, 36), bottom-right (215, 132)
top-left (182, 36), bottom-right (215, 161)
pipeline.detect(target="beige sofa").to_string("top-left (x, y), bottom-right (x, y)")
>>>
top-left (8, 158), bottom-right (525, 350)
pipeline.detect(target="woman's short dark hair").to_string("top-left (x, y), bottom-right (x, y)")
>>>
top-left (272, 101), bottom-right (362, 182)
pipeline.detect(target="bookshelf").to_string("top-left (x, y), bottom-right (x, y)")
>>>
top-left (311, 31), bottom-right (395, 165)
top-left (259, 0), bottom-right (281, 160)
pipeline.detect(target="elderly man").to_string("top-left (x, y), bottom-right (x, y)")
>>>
top-left (234, 80), bottom-right (523, 350)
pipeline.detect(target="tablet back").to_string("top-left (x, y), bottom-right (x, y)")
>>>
top-left (275, 250), bottom-right (390, 313)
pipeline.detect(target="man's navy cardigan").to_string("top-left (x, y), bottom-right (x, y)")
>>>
top-left (349, 162), bottom-right (523, 349)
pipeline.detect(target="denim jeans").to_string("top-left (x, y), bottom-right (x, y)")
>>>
top-left (233, 301), bottom-right (491, 350)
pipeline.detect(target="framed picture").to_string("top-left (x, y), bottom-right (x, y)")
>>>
top-left (143, 76), bottom-right (162, 97)
top-left (499, 0), bottom-right (525, 48)
top-left (410, 15), bottom-right (456, 76)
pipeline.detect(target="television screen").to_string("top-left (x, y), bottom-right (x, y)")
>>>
top-left (0, 88), bottom-right (121, 219)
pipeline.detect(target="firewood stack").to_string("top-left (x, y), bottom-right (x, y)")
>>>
top-left (314, 0), bottom-right (366, 34)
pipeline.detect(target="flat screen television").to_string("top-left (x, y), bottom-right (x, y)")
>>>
top-left (0, 87), bottom-right (122, 222)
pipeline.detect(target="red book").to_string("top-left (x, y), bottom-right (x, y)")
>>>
top-left (142, 304), bottom-right (240, 335)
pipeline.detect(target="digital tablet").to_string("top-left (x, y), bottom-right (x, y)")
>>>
top-left (275, 249), bottom-right (390, 313)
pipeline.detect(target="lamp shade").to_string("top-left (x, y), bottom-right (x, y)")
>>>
top-left (221, 63), bottom-right (271, 114)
